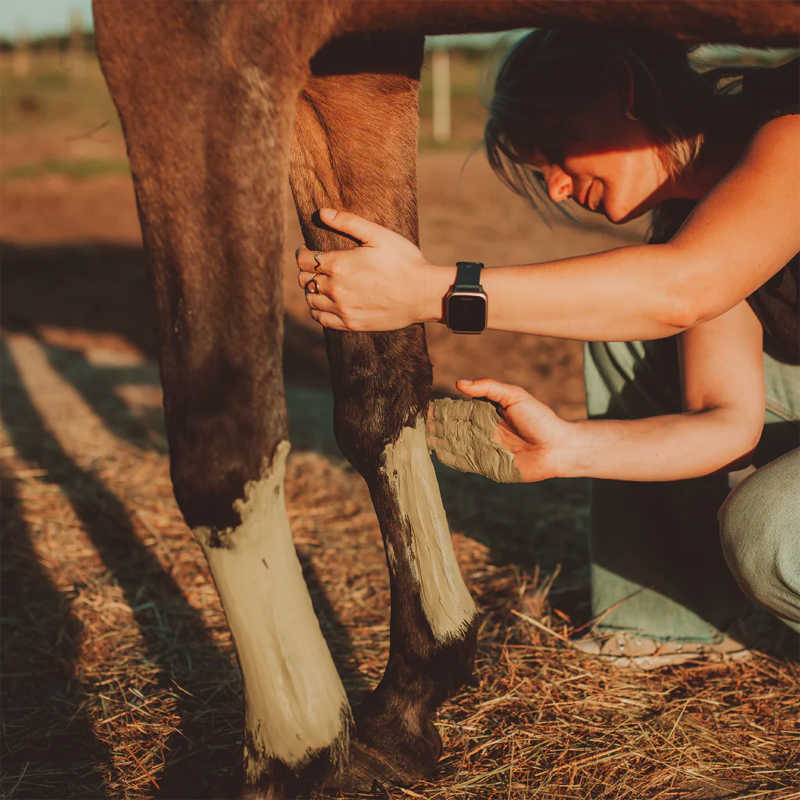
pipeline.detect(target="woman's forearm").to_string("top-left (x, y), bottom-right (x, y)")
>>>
top-left (556, 408), bottom-right (761, 482)
top-left (422, 243), bottom-right (726, 342)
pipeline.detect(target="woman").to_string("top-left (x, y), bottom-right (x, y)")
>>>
top-left (296, 30), bottom-right (799, 666)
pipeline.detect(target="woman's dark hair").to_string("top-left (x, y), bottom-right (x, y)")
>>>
top-left (483, 29), bottom-right (718, 211)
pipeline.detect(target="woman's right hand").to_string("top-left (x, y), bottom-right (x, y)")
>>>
top-left (429, 378), bottom-right (576, 482)
top-left (296, 208), bottom-right (442, 331)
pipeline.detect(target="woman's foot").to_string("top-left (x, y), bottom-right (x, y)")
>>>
top-left (570, 629), bottom-right (753, 669)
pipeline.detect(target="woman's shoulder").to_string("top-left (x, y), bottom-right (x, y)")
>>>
top-left (739, 112), bottom-right (799, 180)
top-left (738, 64), bottom-right (800, 365)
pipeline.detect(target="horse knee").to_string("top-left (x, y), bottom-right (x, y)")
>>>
top-left (719, 449), bottom-right (800, 627)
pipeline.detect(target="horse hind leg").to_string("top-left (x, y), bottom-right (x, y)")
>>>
top-left (290, 34), bottom-right (478, 788)
top-left (93, 3), bottom-right (350, 797)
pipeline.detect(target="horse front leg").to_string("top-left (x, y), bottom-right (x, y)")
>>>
top-left (93, 3), bottom-right (350, 797)
top-left (290, 35), bottom-right (478, 788)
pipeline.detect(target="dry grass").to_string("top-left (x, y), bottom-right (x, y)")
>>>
top-left (1, 330), bottom-right (798, 800)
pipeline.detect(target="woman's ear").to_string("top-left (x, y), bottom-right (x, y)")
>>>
top-left (604, 56), bottom-right (637, 120)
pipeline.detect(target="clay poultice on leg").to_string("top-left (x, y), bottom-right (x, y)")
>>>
top-left (382, 419), bottom-right (478, 643)
top-left (430, 398), bottom-right (522, 484)
top-left (194, 442), bottom-right (349, 777)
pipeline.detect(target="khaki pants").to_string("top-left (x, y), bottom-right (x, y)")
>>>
top-left (584, 338), bottom-right (800, 641)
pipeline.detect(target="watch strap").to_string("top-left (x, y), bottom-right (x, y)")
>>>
top-left (454, 261), bottom-right (484, 291)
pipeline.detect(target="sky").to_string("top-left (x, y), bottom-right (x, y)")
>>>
top-left (0, 0), bottom-right (94, 38)
top-left (0, 2), bottom-right (517, 45)
top-left (0, 3), bottom-right (516, 45)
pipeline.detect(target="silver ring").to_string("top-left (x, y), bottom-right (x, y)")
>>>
top-left (306, 278), bottom-right (320, 295)
top-left (313, 251), bottom-right (324, 272)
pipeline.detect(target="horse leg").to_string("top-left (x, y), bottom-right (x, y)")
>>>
top-left (93, 3), bottom-right (349, 797)
top-left (290, 34), bottom-right (478, 787)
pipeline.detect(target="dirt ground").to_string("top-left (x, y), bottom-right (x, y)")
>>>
top-left (1, 54), bottom-right (798, 800)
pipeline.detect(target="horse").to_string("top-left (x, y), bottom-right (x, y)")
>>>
top-left (90, 2), bottom-right (798, 797)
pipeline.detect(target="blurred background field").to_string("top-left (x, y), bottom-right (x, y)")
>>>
top-left (1, 11), bottom-right (799, 800)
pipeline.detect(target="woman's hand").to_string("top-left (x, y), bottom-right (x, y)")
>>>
top-left (297, 208), bottom-right (440, 331)
top-left (428, 378), bottom-right (577, 483)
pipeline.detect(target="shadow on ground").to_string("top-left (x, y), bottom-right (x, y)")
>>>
top-left (1, 238), bottom-right (589, 582)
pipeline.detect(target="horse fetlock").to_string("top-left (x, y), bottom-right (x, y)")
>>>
top-left (323, 629), bottom-right (476, 791)
top-left (223, 725), bottom-right (350, 800)
top-left (421, 618), bottom-right (479, 702)
top-left (344, 686), bottom-right (443, 787)
top-left (379, 622), bottom-right (478, 715)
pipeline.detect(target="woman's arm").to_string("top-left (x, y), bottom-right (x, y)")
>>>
top-left (471, 115), bottom-right (800, 340)
top-left (299, 116), bottom-right (799, 341)
top-left (431, 301), bottom-right (765, 482)
top-left (558, 301), bottom-right (765, 479)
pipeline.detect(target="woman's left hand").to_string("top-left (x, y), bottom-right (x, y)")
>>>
top-left (429, 378), bottom-right (577, 482)
top-left (297, 208), bottom-right (436, 331)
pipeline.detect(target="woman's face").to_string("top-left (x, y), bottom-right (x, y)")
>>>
top-left (523, 90), bottom-right (671, 223)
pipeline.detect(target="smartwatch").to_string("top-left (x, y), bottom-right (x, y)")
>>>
top-left (445, 261), bottom-right (488, 334)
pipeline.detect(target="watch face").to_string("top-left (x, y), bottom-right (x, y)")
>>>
top-left (447, 293), bottom-right (487, 333)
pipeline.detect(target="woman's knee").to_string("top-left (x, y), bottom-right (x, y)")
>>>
top-left (718, 449), bottom-right (800, 617)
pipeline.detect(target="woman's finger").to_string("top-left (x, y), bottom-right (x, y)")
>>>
top-left (305, 291), bottom-right (337, 314)
top-left (456, 378), bottom-right (533, 409)
top-left (425, 433), bottom-right (442, 451)
top-left (296, 244), bottom-right (318, 271)
top-left (298, 269), bottom-right (317, 289)
top-left (319, 208), bottom-right (386, 246)
top-left (299, 271), bottom-right (333, 295)
top-left (309, 251), bottom-right (337, 277)
top-left (296, 245), bottom-right (335, 274)
top-left (432, 446), bottom-right (481, 476)
top-left (309, 309), bottom-right (348, 330)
